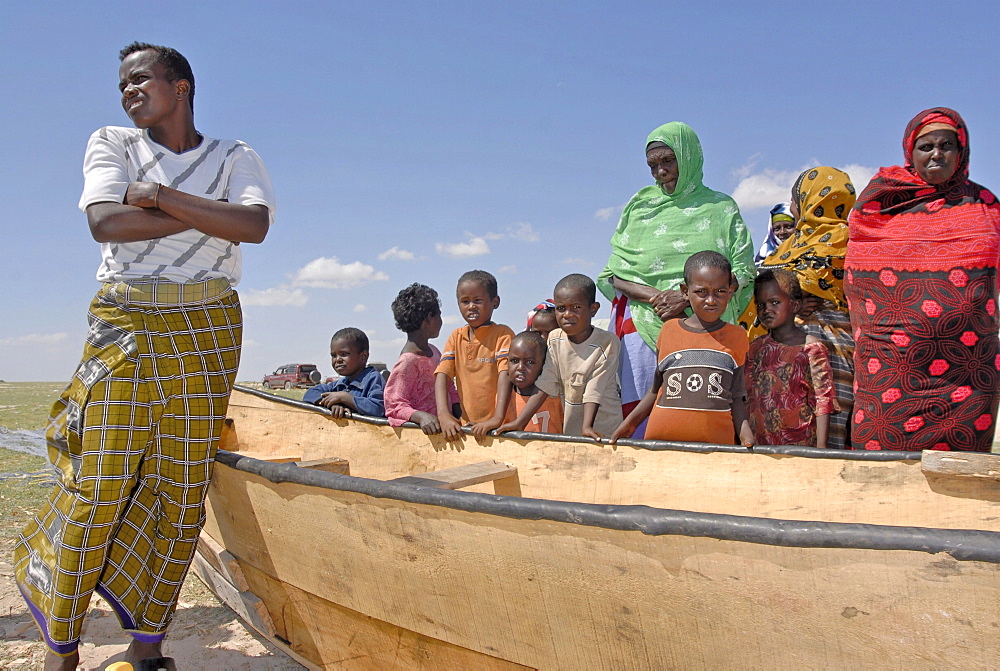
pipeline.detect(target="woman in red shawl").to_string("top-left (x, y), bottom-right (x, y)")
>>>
top-left (845, 108), bottom-right (1000, 451)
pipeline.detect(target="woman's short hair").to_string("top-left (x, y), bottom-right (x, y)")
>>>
top-left (392, 283), bottom-right (442, 333)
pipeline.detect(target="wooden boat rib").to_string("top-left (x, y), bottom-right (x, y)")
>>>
top-left (196, 386), bottom-right (1000, 669)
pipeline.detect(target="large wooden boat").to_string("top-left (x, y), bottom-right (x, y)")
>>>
top-left (194, 386), bottom-right (1000, 669)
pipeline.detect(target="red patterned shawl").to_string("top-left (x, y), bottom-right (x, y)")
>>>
top-left (847, 107), bottom-right (1000, 274)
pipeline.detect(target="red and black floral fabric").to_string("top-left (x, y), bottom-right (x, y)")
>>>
top-left (846, 107), bottom-right (1000, 451)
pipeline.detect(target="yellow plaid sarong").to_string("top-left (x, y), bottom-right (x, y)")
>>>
top-left (14, 278), bottom-right (241, 655)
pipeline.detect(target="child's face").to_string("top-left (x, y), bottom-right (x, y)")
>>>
top-left (755, 280), bottom-right (799, 331)
top-left (457, 280), bottom-right (498, 328)
top-left (553, 286), bottom-right (598, 342)
top-left (330, 337), bottom-right (368, 378)
top-left (508, 338), bottom-right (545, 390)
top-left (682, 266), bottom-right (733, 323)
top-left (529, 310), bottom-right (557, 340)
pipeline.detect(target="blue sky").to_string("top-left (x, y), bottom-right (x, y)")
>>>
top-left (2, 1), bottom-right (998, 382)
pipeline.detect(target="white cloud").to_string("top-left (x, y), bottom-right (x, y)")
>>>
top-left (240, 287), bottom-right (308, 307)
top-left (731, 161), bottom-right (878, 214)
top-left (353, 304), bottom-right (367, 312)
top-left (731, 167), bottom-right (803, 213)
top-left (730, 152), bottom-right (764, 181)
top-left (561, 257), bottom-right (596, 268)
top-left (594, 204), bottom-right (625, 221)
top-left (0, 332), bottom-right (68, 346)
top-left (435, 237), bottom-right (490, 258)
top-left (840, 164), bottom-right (878, 192)
top-left (292, 256), bottom-right (388, 289)
top-left (498, 265), bottom-right (517, 274)
top-left (378, 246), bottom-right (414, 261)
top-left (505, 222), bottom-right (539, 242)
top-left (480, 222), bottom-right (540, 243)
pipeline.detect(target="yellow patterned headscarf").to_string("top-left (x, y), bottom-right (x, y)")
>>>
top-left (738, 167), bottom-right (855, 340)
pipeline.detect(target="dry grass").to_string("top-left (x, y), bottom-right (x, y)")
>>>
top-left (0, 381), bottom-right (66, 431)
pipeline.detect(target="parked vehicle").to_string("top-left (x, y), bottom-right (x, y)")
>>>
top-left (262, 364), bottom-right (321, 390)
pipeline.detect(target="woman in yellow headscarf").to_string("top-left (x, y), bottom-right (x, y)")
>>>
top-left (741, 166), bottom-right (855, 449)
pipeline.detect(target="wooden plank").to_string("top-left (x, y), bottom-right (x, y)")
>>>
top-left (245, 454), bottom-right (301, 464)
top-left (296, 457), bottom-right (350, 475)
top-left (922, 451), bottom-right (1000, 481)
top-left (238, 560), bottom-right (533, 670)
top-left (219, 417), bottom-right (240, 451)
top-left (391, 459), bottom-right (520, 496)
top-left (197, 532), bottom-right (249, 591)
top-left (190, 551), bottom-right (276, 639)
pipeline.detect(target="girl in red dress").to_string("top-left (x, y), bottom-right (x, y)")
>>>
top-left (745, 269), bottom-right (838, 447)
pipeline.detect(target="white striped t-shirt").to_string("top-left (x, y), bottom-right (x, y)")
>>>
top-left (79, 126), bottom-right (276, 285)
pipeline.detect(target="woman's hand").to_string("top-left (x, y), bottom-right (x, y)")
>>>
top-left (798, 295), bottom-right (825, 318)
top-left (651, 289), bottom-right (689, 320)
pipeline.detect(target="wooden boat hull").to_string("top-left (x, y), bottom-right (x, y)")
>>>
top-left (197, 387), bottom-right (1000, 669)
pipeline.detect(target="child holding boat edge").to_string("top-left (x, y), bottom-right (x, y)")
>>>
top-left (497, 330), bottom-right (564, 434)
top-left (525, 274), bottom-right (622, 439)
top-left (304, 327), bottom-right (386, 419)
top-left (434, 270), bottom-right (515, 440)
top-left (383, 283), bottom-right (461, 434)
top-left (611, 251), bottom-right (754, 446)
top-left (744, 269), bottom-right (838, 448)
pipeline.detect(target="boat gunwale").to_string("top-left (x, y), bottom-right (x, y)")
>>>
top-left (233, 385), bottom-right (924, 461)
top-left (212, 447), bottom-right (1000, 564)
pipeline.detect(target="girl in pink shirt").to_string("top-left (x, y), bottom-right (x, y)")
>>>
top-left (384, 284), bottom-right (459, 433)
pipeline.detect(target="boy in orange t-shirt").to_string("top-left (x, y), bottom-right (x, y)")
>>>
top-left (611, 251), bottom-right (754, 446)
top-left (435, 270), bottom-right (515, 440)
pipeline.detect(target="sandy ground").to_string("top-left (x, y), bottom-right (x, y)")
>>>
top-left (0, 536), bottom-right (303, 670)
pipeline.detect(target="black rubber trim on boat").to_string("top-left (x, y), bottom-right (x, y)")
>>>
top-left (234, 385), bottom-right (923, 462)
top-left (214, 448), bottom-right (1000, 564)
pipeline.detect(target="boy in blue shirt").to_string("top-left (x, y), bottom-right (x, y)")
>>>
top-left (304, 327), bottom-right (386, 418)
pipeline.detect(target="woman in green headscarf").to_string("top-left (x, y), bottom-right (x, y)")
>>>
top-left (598, 122), bottom-right (755, 438)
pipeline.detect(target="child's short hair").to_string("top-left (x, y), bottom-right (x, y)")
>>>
top-left (754, 268), bottom-right (803, 301)
top-left (391, 283), bottom-right (441, 333)
top-left (331, 327), bottom-right (369, 351)
top-left (512, 329), bottom-right (547, 356)
top-left (457, 270), bottom-right (498, 299)
top-left (683, 250), bottom-right (733, 284)
top-left (554, 273), bottom-right (597, 304)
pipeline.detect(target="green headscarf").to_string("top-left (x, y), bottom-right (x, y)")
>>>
top-left (597, 122), bottom-right (755, 350)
